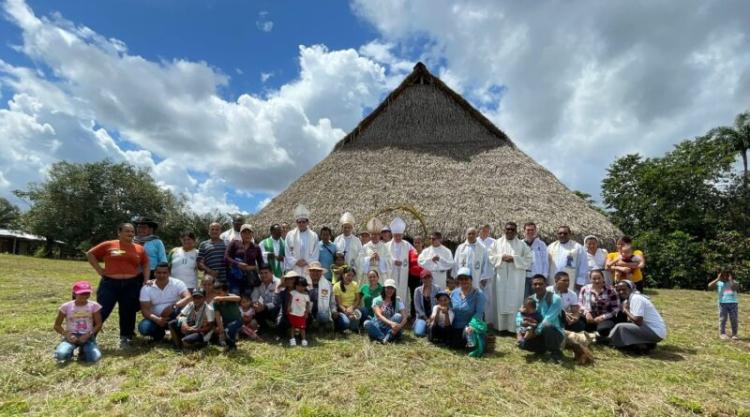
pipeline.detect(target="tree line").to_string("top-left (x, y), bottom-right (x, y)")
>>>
top-left (3, 111), bottom-right (748, 289)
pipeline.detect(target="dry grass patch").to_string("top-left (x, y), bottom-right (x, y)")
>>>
top-left (1, 254), bottom-right (749, 416)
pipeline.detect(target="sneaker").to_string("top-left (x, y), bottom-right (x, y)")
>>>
top-left (301, 339), bottom-right (308, 347)
top-left (731, 335), bottom-right (739, 341)
top-left (381, 333), bottom-right (392, 344)
top-left (720, 334), bottom-right (729, 340)
top-left (289, 338), bottom-right (297, 347)
top-left (119, 337), bottom-right (132, 349)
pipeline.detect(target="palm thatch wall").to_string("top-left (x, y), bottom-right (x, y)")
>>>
top-left (251, 63), bottom-right (621, 245)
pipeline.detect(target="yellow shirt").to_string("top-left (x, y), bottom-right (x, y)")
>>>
top-left (607, 250), bottom-right (643, 283)
top-left (334, 281), bottom-right (360, 308)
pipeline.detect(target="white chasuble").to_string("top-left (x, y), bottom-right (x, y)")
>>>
top-left (488, 236), bottom-right (533, 331)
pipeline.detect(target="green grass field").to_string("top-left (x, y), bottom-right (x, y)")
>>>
top-left (1, 253), bottom-right (749, 417)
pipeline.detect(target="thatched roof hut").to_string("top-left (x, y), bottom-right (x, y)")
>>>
top-left (251, 63), bottom-right (621, 245)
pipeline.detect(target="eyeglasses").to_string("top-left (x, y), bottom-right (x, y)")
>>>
top-left (558, 231), bottom-right (569, 235)
top-left (296, 219), bottom-right (308, 224)
top-left (505, 228), bottom-right (517, 231)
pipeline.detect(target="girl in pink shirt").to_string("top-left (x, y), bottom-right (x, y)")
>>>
top-left (53, 281), bottom-right (103, 363)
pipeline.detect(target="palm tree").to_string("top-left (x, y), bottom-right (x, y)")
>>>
top-left (713, 111), bottom-right (750, 186)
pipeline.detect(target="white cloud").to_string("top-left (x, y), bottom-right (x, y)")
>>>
top-left (256, 11), bottom-right (274, 32)
top-left (260, 72), bottom-right (273, 83)
top-left (0, 0), bottom-right (397, 212)
top-left (255, 197), bottom-right (271, 211)
top-left (352, 0), bottom-right (750, 199)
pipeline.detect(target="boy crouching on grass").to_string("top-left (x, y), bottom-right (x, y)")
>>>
top-left (54, 281), bottom-right (102, 363)
top-left (169, 288), bottom-right (214, 349)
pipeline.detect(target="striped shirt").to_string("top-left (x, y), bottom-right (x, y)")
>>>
top-left (197, 239), bottom-right (227, 282)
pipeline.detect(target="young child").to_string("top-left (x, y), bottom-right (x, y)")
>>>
top-left (446, 276), bottom-right (457, 293)
top-left (428, 291), bottom-right (454, 344)
top-left (331, 252), bottom-right (347, 284)
top-left (239, 292), bottom-right (260, 340)
top-left (169, 288), bottom-right (214, 349)
top-left (515, 297), bottom-right (543, 348)
top-left (287, 277), bottom-right (311, 347)
top-left (212, 282), bottom-right (242, 352)
top-left (708, 269), bottom-right (740, 340)
top-left (53, 281), bottom-right (102, 363)
top-left (612, 245), bottom-right (642, 282)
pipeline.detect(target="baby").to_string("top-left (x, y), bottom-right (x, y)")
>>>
top-left (515, 297), bottom-right (543, 348)
top-left (612, 245), bottom-right (642, 282)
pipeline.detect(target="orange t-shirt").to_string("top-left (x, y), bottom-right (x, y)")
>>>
top-left (607, 250), bottom-right (644, 283)
top-left (89, 240), bottom-right (148, 277)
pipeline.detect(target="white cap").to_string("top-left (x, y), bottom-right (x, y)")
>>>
top-left (390, 217), bottom-right (406, 234)
top-left (456, 267), bottom-right (472, 279)
top-left (366, 217), bottom-right (384, 234)
top-left (240, 224), bottom-right (253, 233)
top-left (384, 279), bottom-right (397, 289)
top-left (294, 204), bottom-right (310, 221)
top-left (339, 212), bottom-right (356, 226)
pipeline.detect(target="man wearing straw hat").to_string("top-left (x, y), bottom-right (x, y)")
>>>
top-left (386, 217), bottom-right (414, 303)
top-left (307, 261), bottom-right (336, 329)
top-left (361, 217), bottom-right (392, 283)
top-left (285, 204), bottom-right (319, 278)
top-left (334, 212), bottom-right (362, 271)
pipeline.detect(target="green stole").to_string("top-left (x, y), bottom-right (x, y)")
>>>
top-left (262, 238), bottom-right (285, 278)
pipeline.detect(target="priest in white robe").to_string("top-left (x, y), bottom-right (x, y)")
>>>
top-left (547, 225), bottom-right (588, 290)
top-left (284, 204), bottom-right (320, 279)
top-left (487, 222), bottom-right (533, 331)
top-left (334, 212), bottom-right (363, 271)
top-left (418, 231), bottom-right (454, 289)
top-left (522, 222), bottom-right (549, 297)
top-left (385, 217), bottom-right (413, 304)
top-left (360, 218), bottom-right (391, 283)
top-left (453, 227), bottom-right (492, 290)
top-left (478, 223), bottom-right (495, 250)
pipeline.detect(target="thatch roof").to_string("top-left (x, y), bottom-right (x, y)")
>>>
top-left (251, 63), bottom-right (621, 245)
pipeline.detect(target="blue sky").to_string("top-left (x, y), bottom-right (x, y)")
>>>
top-left (1, 0), bottom-right (749, 215)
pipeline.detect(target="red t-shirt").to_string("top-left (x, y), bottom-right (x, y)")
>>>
top-left (408, 248), bottom-right (424, 277)
top-left (89, 240), bottom-right (148, 277)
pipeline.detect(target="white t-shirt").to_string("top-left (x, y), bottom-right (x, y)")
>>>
top-left (139, 277), bottom-right (188, 315)
top-left (170, 247), bottom-right (198, 289)
top-left (430, 305), bottom-right (454, 327)
top-left (289, 290), bottom-right (310, 317)
top-left (547, 285), bottom-right (579, 312)
top-left (629, 294), bottom-right (667, 339)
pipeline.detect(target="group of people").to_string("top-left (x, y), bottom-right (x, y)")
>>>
top-left (54, 205), bottom-right (677, 365)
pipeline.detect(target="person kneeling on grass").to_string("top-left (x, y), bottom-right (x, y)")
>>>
top-left (213, 282), bottom-right (242, 352)
top-left (364, 279), bottom-right (408, 344)
top-left (239, 292), bottom-right (260, 340)
top-left (609, 280), bottom-right (666, 354)
top-left (518, 275), bottom-right (565, 364)
top-left (138, 263), bottom-right (192, 341)
top-left (169, 288), bottom-right (214, 349)
top-left (54, 280), bottom-right (102, 363)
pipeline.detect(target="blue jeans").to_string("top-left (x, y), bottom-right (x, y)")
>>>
top-left (54, 338), bottom-right (101, 363)
top-left (413, 318), bottom-right (428, 337)
top-left (365, 313), bottom-right (403, 341)
top-left (223, 319), bottom-right (242, 347)
top-left (335, 313), bottom-right (360, 332)
top-left (138, 319), bottom-right (168, 340)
